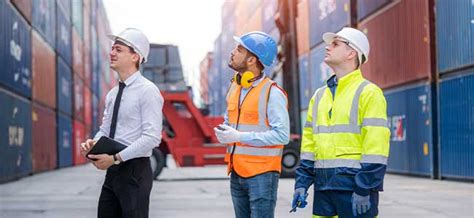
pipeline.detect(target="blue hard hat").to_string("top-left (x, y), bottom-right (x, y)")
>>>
top-left (233, 31), bottom-right (277, 67)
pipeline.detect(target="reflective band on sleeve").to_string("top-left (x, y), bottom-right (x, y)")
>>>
top-left (300, 152), bottom-right (315, 161)
top-left (361, 155), bottom-right (388, 165)
top-left (313, 124), bottom-right (360, 134)
top-left (362, 118), bottom-right (388, 128)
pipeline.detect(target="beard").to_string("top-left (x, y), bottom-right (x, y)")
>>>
top-left (228, 58), bottom-right (248, 73)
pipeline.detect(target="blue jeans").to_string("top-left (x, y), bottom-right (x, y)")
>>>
top-left (230, 172), bottom-right (279, 218)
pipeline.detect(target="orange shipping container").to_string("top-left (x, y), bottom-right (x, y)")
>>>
top-left (10, 0), bottom-right (32, 23)
top-left (243, 6), bottom-right (262, 34)
top-left (359, 0), bottom-right (431, 88)
top-left (72, 28), bottom-right (84, 79)
top-left (73, 120), bottom-right (87, 165)
top-left (296, 0), bottom-right (310, 56)
top-left (32, 103), bottom-right (57, 173)
top-left (32, 30), bottom-right (56, 108)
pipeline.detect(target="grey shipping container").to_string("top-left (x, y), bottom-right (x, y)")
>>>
top-left (0, 88), bottom-right (32, 183)
top-left (57, 56), bottom-right (73, 116)
top-left (309, 0), bottom-right (350, 48)
top-left (32, 0), bottom-right (56, 49)
top-left (357, 0), bottom-right (392, 21)
top-left (56, 2), bottom-right (73, 66)
top-left (0, 1), bottom-right (32, 98)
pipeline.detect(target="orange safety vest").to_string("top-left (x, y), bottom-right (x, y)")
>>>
top-left (224, 77), bottom-right (285, 178)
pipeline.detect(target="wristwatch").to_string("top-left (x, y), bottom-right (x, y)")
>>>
top-left (113, 154), bottom-right (121, 165)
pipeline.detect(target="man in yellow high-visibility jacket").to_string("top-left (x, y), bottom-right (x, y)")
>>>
top-left (291, 27), bottom-right (390, 218)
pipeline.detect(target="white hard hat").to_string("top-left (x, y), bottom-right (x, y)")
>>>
top-left (323, 27), bottom-right (370, 65)
top-left (108, 28), bottom-right (150, 63)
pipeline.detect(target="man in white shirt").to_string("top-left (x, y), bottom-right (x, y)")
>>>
top-left (80, 28), bottom-right (163, 218)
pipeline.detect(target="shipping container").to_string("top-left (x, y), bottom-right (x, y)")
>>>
top-left (32, 30), bottom-right (57, 109)
top-left (91, 26), bottom-right (100, 95)
top-left (167, 45), bottom-right (182, 68)
top-left (436, 0), bottom-right (474, 74)
top-left (243, 6), bottom-right (262, 34)
top-left (83, 46), bottom-right (92, 88)
top-left (84, 87), bottom-right (92, 126)
top-left (145, 46), bottom-right (167, 68)
top-left (74, 74), bottom-right (84, 121)
top-left (439, 70), bottom-right (474, 180)
top-left (32, 103), bottom-right (57, 173)
top-left (357, 0), bottom-right (392, 21)
top-left (296, 0), bottom-right (310, 56)
top-left (72, 0), bottom-right (83, 38)
top-left (384, 82), bottom-right (433, 176)
top-left (92, 94), bottom-right (99, 133)
top-left (72, 120), bottom-right (87, 165)
top-left (262, 0), bottom-right (277, 33)
top-left (57, 56), bottom-right (73, 116)
top-left (359, 0), bottom-right (431, 89)
top-left (57, 113), bottom-right (73, 168)
top-left (10, 0), bottom-right (32, 23)
top-left (299, 53), bottom-right (311, 110)
top-left (56, 2), bottom-right (72, 67)
top-left (72, 28), bottom-right (84, 78)
top-left (0, 1), bottom-right (32, 98)
top-left (309, 43), bottom-right (333, 91)
top-left (57, 0), bottom-right (71, 18)
top-left (0, 88), bottom-right (32, 183)
top-left (309, 0), bottom-right (350, 48)
top-left (32, 0), bottom-right (56, 49)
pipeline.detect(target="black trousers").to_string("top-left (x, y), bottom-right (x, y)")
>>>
top-left (98, 157), bottom-right (153, 218)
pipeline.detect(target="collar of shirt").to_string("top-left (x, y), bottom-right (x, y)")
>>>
top-left (241, 72), bottom-right (266, 90)
top-left (337, 69), bottom-right (363, 87)
top-left (326, 74), bottom-right (338, 88)
top-left (120, 71), bottom-right (141, 87)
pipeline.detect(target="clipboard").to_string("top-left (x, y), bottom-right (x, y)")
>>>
top-left (86, 136), bottom-right (127, 161)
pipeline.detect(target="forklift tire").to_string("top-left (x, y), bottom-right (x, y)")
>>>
top-left (150, 148), bottom-right (165, 180)
top-left (280, 142), bottom-right (300, 178)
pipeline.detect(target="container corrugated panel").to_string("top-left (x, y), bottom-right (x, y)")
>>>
top-left (359, 0), bottom-right (431, 89)
top-left (83, 47), bottom-right (92, 88)
top-left (84, 87), bottom-right (92, 126)
top-left (436, 0), bottom-right (474, 74)
top-left (57, 56), bottom-right (73, 116)
top-left (10, 0), bottom-right (32, 23)
top-left (439, 71), bottom-right (474, 180)
top-left (57, 113), bottom-right (73, 168)
top-left (167, 45), bottom-right (182, 68)
top-left (309, 0), bottom-right (350, 48)
top-left (310, 43), bottom-right (333, 91)
top-left (145, 46), bottom-right (167, 68)
top-left (72, 28), bottom-right (84, 78)
top-left (1, 1), bottom-right (32, 98)
top-left (92, 94), bottom-right (99, 134)
top-left (83, 0), bottom-right (91, 50)
top-left (56, 3), bottom-right (72, 67)
top-left (91, 26), bottom-right (100, 96)
top-left (262, 0), bottom-right (277, 33)
top-left (384, 83), bottom-right (433, 176)
top-left (243, 6), bottom-right (262, 34)
top-left (57, 0), bottom-right (71, 19)
top-left (0, 88), bottom-right (32, 183)
top-left (32, 0), bottom-right (56, 49)
top-left (221, 0), bottom-right (236, 21)
top-left (74, 74), bottom-right (84, 121)
top-left (32, 30), bottom-right (57, 109)
top-left (357, 0), bottom-right (392, 21)
top-left (299, 53), bottom-right (311, 110)
top-left (296, 0), bottom-right (310, 56)
top-left (72, 0), bottom-right (83, 38)
top-left (73, 120), bottom-right (87, 165)
top-left (32, 103), bottom-right (57, 173)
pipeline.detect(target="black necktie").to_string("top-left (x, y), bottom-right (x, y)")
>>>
top-left (109, 82), bottom-right (126, 139)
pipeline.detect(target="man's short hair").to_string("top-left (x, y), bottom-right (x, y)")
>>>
top-left (114, 40), bottom-right (140, 69)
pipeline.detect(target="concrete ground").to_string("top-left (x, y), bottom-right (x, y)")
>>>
top-left (0, 164), bottom-right (472, 218)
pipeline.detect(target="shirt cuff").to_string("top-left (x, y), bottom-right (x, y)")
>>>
top-left (239, 132), bottom-right (253, 143)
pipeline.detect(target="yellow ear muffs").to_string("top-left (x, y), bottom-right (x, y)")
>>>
top-left (240, 71), bottom-right (255, 88)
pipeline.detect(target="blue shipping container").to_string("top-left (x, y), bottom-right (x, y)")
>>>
top-left (0, 88), bottom-right (32, 183)
top-left (56, 3), bottom-right (72, 67)
top-left (439, 71), bottom-right (474, 180)
top-left (309, 0), bottom-right (350, 48)
top-left (0, 1), bottom-right (32, 98)
top-left (384, 83), bottom-right (433, 176)
top-left (57, 56), bottom-right (73, 116)
top-left (72, 0), bottom-right (83, 38)
top-left (357, 0), bottom-right (391, 21)
top-left (436, 0), bottom-right (474, 73)
top-left (309, 43), bottom-right (333, 91)
top-left (57, 0), bottom-right (72, 20)
top-left (32, 0), bottom-right (56, 49)
top-left (57, 113), bottom-right (73, 168)
top-left (145, 47), bottom-right (167, 68)
top-left (299, 54), bottom-right (311, 110)
top-left (92, 94), bottom-right (99, 134)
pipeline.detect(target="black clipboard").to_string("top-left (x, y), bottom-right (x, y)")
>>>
top-left (86, 136), bottom-right (127, 161)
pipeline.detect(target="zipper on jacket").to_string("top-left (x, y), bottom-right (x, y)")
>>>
top-left (230, 87), bottom-right (254, 173)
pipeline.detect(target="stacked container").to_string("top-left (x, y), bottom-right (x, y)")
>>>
top-left (436, 0), bottom-right (474, 180)
top-left (0, 0), bottom-right (114, 183)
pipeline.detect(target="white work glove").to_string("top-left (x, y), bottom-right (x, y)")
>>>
top-left (213, 124), bottom-right (242, 144)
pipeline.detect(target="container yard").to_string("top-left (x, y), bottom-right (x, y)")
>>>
top-left (1, 0), bottom-right (473, 217)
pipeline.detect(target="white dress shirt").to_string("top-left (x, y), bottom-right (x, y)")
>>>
top-left (94, 71), bottom-right (164, 161)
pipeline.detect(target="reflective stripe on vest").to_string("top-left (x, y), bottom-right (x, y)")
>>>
top-left (227, 146), bottom-right (283, 157)
top-left (300, 152), bottom-right (315, 161)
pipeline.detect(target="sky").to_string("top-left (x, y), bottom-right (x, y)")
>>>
top-left (103, 0), bottom-right (225, 100)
